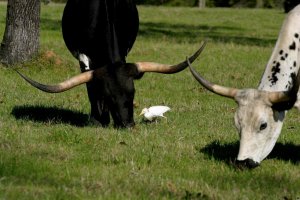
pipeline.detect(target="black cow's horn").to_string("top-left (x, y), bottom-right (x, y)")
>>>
top-left (136, 41), bottom-right (206, 74)
top-left (16, 70), bottom-right (94, 93)
top-left (17, 41), bottom-right (206, 93)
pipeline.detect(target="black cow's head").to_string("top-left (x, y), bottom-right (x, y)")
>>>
top-left (17, 43), bottom-right (205, 128)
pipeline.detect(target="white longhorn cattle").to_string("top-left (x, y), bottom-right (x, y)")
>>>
top-left (188, 5), bottom-right (300, 168)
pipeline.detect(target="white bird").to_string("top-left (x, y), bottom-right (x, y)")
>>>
top-left (139, 106), bottom-right (170, 122)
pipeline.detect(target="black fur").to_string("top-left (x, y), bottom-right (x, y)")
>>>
top-left (272, 72), bottom-right (298, 111)
top-left (269, 62), bottom-right (281, 85)
top-left (289, 41), bottom-right (296, 50)
top-left (62, 0), bottom-right (139, 127)
top-left (279, 50), bottom-right (284, 55)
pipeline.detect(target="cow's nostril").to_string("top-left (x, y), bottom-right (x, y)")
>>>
top-left (235, 158), bottom-right (260, 169)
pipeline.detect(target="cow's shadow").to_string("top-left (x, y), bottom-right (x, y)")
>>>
top-left (200, 140), bottom-right (300, 166)
top-left (11, 105), bottom-right (89, 127)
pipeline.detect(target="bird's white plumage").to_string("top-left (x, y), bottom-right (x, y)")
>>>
top-left (140, 106), bottom-right (170, 121)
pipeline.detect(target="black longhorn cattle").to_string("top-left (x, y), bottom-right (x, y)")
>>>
top-left (18, 0), bottom-right (204, 128)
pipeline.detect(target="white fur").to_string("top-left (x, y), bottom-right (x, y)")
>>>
top-left (236, 5), bottom-right (300, 163)
top-left (79, 54), bottom-right (91, 70)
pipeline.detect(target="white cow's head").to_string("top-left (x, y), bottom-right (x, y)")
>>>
top-left (188, 63), bottom-right (299, 168)
top-left (232, 89), bottom-right (292, 167)
top-left (188, 5), bottom-right (300, 169)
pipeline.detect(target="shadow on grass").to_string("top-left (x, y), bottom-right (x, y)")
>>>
top-left (268, 142), bottom-right (300, 164)
top-left (39, 18), bottom-right (276, 47)
top-left (199, 141), bottom-right (238, 167)
top-left (139, 22), bottom-right (276, 47)
top-left (11, 105), bottom-right (89, 127)
top-left (200, 140), bottom-right (300, 166)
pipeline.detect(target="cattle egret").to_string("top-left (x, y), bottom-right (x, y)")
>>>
top-left (139, 106), bottom-right (170, 121)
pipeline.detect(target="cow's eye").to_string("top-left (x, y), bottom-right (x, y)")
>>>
top-left (260, 122), bottom-right (267, 131)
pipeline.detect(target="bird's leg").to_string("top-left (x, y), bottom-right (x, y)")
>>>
top-left (163, 116), bottom-right (168, 122)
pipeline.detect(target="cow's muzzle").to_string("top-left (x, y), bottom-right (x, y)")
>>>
top-left (235, 158), bottom-right (260, 169)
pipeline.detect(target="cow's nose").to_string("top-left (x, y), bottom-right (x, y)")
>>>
top-left (235, 158), bottom-right (260, 169)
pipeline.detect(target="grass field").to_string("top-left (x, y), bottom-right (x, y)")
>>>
top-left (0, 3), bottom-right (300, 199)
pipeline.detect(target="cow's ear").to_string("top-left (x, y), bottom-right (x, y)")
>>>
top-left (126, 63), bottom-right (144, 79)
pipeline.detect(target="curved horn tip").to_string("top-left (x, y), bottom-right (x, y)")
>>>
top-left (16, 69), bottom-right (94, 93)
top-left (135, 41), bottom-right (207, 74)
top-left (187, 41), bottom-right (207, 63)
top-left (187, 56), bottom-right (238, 99)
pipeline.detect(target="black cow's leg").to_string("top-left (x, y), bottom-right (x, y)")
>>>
top-left (80, 62), bottom-right (110, 126)
top-left (86, 81), bottom-right (110, 127)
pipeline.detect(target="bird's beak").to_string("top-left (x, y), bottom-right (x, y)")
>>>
top-left (139, 109), bottom-right (146, 116)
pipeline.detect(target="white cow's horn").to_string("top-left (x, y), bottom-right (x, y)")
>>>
top-left (268, 68), bottom-right (300, 104)
top-left (188, 58), bottom-right (239, 99)
top-left (268, 92), bottom-right (290, 104)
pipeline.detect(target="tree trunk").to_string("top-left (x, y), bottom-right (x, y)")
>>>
top-left (0, 0), bottom-right (41, 65)
top-left (198, 0), bottom-right (206, 8)
top-left (256, 0), bottom-right (263, 8)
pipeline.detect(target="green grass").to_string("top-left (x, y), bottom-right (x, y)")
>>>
top-left (0, 3), bottom-right (300, 199)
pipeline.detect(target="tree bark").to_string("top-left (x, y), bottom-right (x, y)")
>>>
top-left (256, 0), bottom-right (263, 8)
top-left (0, 0), bottom-right (41, 65)
top-left (198, 0), bottom-right (206, 8)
